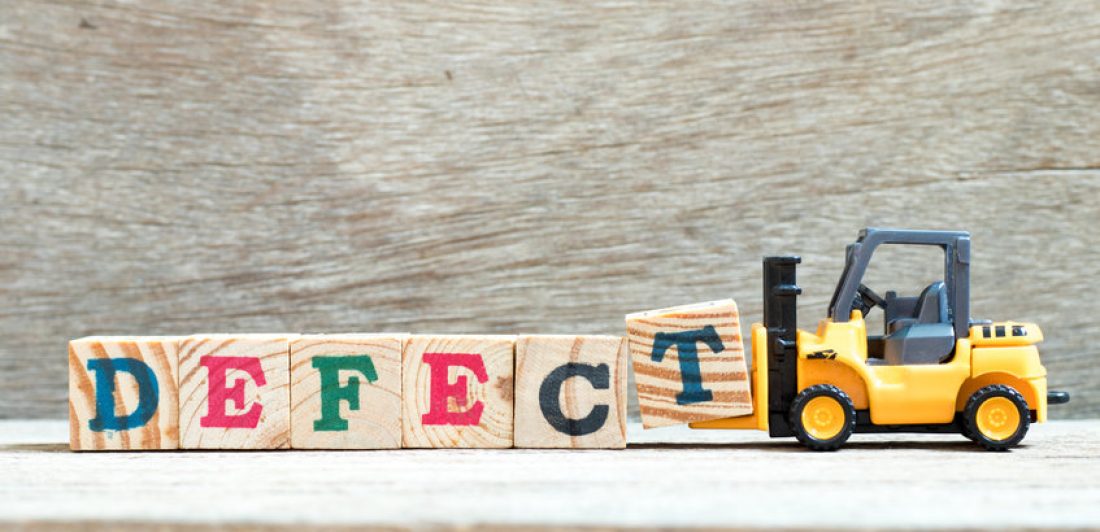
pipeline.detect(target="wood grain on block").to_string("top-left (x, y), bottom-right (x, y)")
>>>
top-left (402, 335), bottom-right (515, 448)
top-left (514, 335), bottom-right (628, 449)
top-left (68, 336), bottom-right (180, 450)
top-left (626, 299), bottom-right (751, 428)
top-left (290, 334), bottom-right (404, 449)
top-left (179, 334), bottom-right (294, 449)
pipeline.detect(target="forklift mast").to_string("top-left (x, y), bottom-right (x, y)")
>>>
top-left (763, 256), bottom-right (801, 437)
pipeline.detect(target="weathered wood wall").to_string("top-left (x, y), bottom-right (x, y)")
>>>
top-left (2, 1), bottom-right (1098, 420)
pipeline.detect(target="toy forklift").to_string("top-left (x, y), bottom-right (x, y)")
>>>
top-left (692, 228), bottom-right (1070, 451)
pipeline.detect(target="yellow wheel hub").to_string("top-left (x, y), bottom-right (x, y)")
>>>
top-left (976, 396), bottom-right (1021, 441)
top-left (801, 396), bottom-right (845, 440)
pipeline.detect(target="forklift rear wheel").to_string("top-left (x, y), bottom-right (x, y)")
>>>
top-left (790, 384), bottom-right (857, 451)
top-left (961, 423), bottom-right (978, 442)
top-left (963, 384), bottom-right (1030, 451)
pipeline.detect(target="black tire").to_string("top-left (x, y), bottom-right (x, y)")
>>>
top-left (961, 422), bottom-right (978, 442)
top-left (963, 384), bottom-right (1030, 451)
top-left (789, 384), bottom-right (857, 451)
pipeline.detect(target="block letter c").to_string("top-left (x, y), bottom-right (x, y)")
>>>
top-left (538, 362), bottom-right (610, 436)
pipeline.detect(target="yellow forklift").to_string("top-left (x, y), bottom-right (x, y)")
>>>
top-left (691, 228), bottom-right (1070, 450)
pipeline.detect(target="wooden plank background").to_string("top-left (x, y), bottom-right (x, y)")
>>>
top-left (2, 1), bottom-right (1098, 420)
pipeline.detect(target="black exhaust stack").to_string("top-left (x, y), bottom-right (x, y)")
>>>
top-left (763, 256), bottom-right (801, 437)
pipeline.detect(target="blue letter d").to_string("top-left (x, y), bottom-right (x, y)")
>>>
top-left (87, 358), bottom-right (159, 432)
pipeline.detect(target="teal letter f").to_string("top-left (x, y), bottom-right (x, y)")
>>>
top-left (312, 355), bottom-right (378, 432)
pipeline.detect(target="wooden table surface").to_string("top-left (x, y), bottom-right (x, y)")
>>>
top-left (3, 419), bottom-right (1099, 530)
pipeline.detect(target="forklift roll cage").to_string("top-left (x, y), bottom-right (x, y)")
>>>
top-left (826, 228), bottom-right (972, 339)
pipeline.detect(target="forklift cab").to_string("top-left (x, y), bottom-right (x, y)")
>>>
top-left (826, 228), bottom-right (971, 366)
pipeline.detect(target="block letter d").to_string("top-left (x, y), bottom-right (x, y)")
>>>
top-left (87, 358), bottom-right (160, 432)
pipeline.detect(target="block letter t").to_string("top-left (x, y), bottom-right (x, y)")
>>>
top-left (651, 325), bottom-right (725, 405)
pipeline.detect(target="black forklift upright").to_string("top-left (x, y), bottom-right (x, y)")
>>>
top-left (763, 256), bottom-right (801, 438)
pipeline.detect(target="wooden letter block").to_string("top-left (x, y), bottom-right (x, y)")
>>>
top-left (179, 334), bottom-right (293, 449)
top-left (402, 335), bottom-right (515, 448)
top-left (289, 334), bottom-right (404, 449)
top-left (625, 299), bottom-right (752, 428)
top-left (513, 335), bottom-right (628, 449)
top-left (69, 336), bottom-right (180, 450)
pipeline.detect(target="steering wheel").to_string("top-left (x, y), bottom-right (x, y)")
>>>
top-left (852, 283), bottom-right (888, 316)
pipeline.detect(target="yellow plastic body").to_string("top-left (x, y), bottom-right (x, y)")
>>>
top-left (958, 343), bottom-right (1048, 423)
top-left (798, 313), bottom-right (972, 425)
top-left (690, 312), bottom-right (1049, 431)
top-left (970, 321), bottom-right (1044, 346)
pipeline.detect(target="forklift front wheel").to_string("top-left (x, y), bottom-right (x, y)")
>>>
top-left (790, 384), bottom-right (857, 451)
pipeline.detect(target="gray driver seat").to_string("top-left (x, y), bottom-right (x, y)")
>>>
top-left (882, 281), bottom-right (955, 365)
